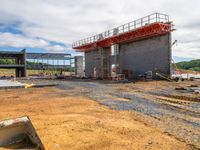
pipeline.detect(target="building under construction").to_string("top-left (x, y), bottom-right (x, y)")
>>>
top-left (0, 50), bottom-right (83, 77)
top-left (73, 13), bottom-right (174, 80)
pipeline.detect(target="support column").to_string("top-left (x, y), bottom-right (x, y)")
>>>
top-left (16, 49), bottom-right (26, 77)
top-left (75, 56), bottom-right (84, 77)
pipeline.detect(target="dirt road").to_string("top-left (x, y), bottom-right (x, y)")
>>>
top-left (0, 87), bottom-right (195, 150)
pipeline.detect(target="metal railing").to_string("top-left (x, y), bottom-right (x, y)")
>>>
top-left (72, 13), bottom-right (170, 48)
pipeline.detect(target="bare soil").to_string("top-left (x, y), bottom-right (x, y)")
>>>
top-left (0, 87), bottom-right (194, 150)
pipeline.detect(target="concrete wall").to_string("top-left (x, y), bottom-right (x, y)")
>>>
top-left (75, 56), bottom-right (84, 77)
top-left (84, 33), bottom-right (171, 79)
top-left (85, 50), bottom-right (98, 78)
top-left (119, 33), bottom-right (171, 79)
top-left (85, 48), bottom-right (110, 78)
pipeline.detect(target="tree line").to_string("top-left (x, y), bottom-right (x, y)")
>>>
top-left (176, 59), bottom-right (200, 71)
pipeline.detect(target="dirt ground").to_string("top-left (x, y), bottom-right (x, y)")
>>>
top-left (114, 80), bottom-right (200, 103)
top-left (0, 87), bottom-right (195, 150)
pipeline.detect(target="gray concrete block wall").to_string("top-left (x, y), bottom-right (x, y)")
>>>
top-left (84, 33), bottom-right (171, 79)
top-left (75, 56), bottom-right (84, 77)
top-left (85, 50), bottom-right (98, 78)
top-left (85, 48), bottom-right (110, 78)
top-left (119, 33), bottom-right (171, 79)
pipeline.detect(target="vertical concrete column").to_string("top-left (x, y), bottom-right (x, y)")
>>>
top-left (16, 49), bottom-right (26, 77)
top-left (16, 68), bottom-right (26, 77)
top-left (168, 33), bottom-right (172, 78)
top-left (85, 48), bottom-right (111, 79)
top-left (22, 49), bottom-right (27, 77)
top-left (110, 44), bottom-right (120, 77)
top-left (75, 56), bottom-right (84, 77)
top-left (16, 68), bottom-right (20, 77)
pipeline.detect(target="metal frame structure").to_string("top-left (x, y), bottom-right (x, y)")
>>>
top-left (26, 53), bottom-right (73, 71)
top-left (0, 50), bottom-right (26, 77)
top-left (72, 13), bottom-right (174, 52)
top-left (0, 50), bottom-right (75, 77)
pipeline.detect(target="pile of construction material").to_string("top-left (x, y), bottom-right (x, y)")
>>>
top-left (175, 84), bottom-right (200, 95)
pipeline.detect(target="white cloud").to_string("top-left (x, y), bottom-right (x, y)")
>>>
top-left (45, 45), bottom-right (66, 53)
top-left (0, 32), bottom-right (67, 52)
top-left (0, 32), bottom-right (47, 47)
top-left (0, 0), bottom-right (199, 59)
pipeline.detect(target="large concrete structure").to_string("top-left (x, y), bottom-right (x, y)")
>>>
top-left (119, 33), bottom-right (171, 79)
top-left (84, 34), bottom-right (171, 79)
top-left (73, 13), bottom-right (174, 80)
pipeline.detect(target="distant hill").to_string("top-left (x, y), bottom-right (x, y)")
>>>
top-left (175, 59), bottom-right (200, 71)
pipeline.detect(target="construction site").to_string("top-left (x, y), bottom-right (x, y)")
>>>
top-left (0, 13), bottom-right (200, 150)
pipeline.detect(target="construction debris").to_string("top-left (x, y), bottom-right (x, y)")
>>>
top-left (156, 73), bottom-right (173, 81)
top-left (145, 71), bottom-right (153, 81)
top-left (190, 84), bottom-right (198, 87)
top-left (0, 116), bottom-right (45, 150)
top-left (24, 83), bottom-right (57, 88)
top-left (175, 87), bottom-right (187, 90)
top-left (175, 85), bottom-right (200, 95)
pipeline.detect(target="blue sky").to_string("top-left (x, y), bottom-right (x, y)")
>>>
top-left (0, 0), bottom-right (200, 62)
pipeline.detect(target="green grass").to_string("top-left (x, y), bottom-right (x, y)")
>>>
top-left (0, 69), bottom-right (74, 76)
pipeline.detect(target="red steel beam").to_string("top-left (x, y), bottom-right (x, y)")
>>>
top-left (74, 23), bottom-right (173, 52)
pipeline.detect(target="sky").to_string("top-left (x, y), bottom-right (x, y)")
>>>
top-left (0, 0), bottom-right (199, 62)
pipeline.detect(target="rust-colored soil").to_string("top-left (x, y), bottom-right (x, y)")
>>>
top-left (0, 88), bottom-right (192, 150)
